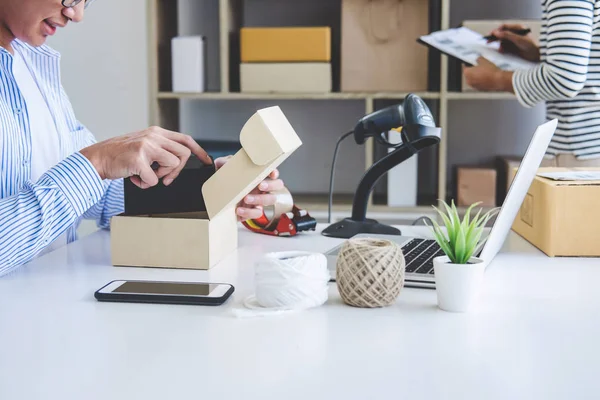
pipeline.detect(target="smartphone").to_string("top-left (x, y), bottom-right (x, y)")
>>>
top-left (94, 280), bottom-right (234, 306)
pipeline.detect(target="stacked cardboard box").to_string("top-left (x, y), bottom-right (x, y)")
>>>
top-left (240, 27), bottom-right (332, 93)
top-left (456, 166), bottom-right (497, 207)
top-left (496, 155), bottom-right (522, 205)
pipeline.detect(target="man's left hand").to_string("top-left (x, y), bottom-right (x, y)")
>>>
top-left (463, 57), bottom-right (513, 92)
top-left (214, 156), bottom-right (285, 221)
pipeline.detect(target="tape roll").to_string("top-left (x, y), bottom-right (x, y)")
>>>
top-left (260, 186), bottom-right (294, 229)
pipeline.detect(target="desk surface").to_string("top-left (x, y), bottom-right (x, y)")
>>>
top-left (1, 225), bottom-right (599, 400)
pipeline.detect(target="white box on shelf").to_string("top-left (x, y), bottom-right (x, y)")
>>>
top-left (240, 63), bottom-right (332, 93)
top-left (387, 130), bottom-right (418, 207)
top-left (171, 36), bottom-right (205, 92)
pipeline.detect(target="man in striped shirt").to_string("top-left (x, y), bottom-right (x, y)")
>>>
top-left (464, 0), bottom-right (600, 167)
top-left (0, 0), bottom-right (283, 275)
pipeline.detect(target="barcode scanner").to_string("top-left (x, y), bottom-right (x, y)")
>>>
top-left (322, 93), bottom-right (442, 239)
top-left (353, 93), bottom-right (437, 145)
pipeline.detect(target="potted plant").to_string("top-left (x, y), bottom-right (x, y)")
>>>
top-left (427, 200), bottom-right (499, 313)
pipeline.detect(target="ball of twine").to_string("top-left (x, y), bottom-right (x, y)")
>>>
top-left (336, 237), bottom-right (405, 308)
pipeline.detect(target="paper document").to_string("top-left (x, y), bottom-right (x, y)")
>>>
top-left (537, 171), bottom-right (600, 181)
top-left (419, 27), bottom-right (538, 70)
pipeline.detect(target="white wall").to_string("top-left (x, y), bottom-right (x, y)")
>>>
top-left (47, 0), bottom-right (150, 142)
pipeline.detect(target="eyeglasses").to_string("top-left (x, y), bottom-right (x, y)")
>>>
top-left (61, 0), bottom-right (93, 9)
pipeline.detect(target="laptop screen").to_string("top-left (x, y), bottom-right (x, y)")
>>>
top-left (478, 119), bottom-right (557, 263)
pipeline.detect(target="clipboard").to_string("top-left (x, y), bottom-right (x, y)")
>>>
top-left (417, 37), bottom-right (475, 67)
top-left (417, 27), bottom-right (537, 71)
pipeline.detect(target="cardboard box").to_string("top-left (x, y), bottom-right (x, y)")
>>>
top-left (240, 63), bottom-right (332, 93)
top-left (461, 19), bottom-right (541, 92)
top-left (496, 156), bottom-right (522, 205)
top-left (387, 130), bottom-right (417, 207)
top-left (123, 156), bottom-right (216, 216)
top-left (512, 168), bottom-right (600, 257)
top-left (456, 167), bottom-right (497, 207)
top-left (111, 106), bottom-right (302, 270)
top-left (240, 27), bottom-right (331, 62)
top-left (171, 36), bottom-right (205, 92)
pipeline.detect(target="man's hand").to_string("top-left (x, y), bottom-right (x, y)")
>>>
top-left (80, 126), bottom-right (212, 189)
top-left (488, 23), bottom-right (540, 62)
top-left (214, 156), bottom-right (285, 221)
top-left (464, 57), bottom-right (514, 92)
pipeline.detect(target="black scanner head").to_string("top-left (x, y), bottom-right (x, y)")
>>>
top-left (352, 93), bottom-right (437, 145)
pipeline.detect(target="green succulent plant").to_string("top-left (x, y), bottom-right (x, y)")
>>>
top-left (427, 200), bottom-right (499, 264)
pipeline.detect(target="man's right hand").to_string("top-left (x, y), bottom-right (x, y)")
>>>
top-left (489, 23), bottom-right (540, 63)
top-left (80, 126), bottom-right (212, 189)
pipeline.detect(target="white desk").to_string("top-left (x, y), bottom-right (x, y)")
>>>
top-left (1, 225), bottom-right (599, 400)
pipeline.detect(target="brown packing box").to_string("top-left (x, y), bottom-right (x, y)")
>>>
top-left (461, 19), bottom-right (542, 92)
top-left (240, 63), bottom-right (332, 93)
top-left (512, 168), bottom-right (600, 257)
top-left (496, 156), bottom-right (522, 205)
top-left (111, 106), bottom-right (302, 270)
top-left (240, 27), bottom-right (331, 62)
top-left (456, 167), bottom-right (497, 207)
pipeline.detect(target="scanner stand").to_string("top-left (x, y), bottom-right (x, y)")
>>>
top-left (322, 124), bottom-right (441, 239)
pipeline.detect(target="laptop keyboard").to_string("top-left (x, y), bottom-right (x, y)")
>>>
top-left (402, 239), bottom-right (445, 275)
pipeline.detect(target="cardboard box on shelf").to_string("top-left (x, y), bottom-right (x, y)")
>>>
top-left (240, 27), bottom-right (331, 62)
top-left (460, 19), bottom-right (541, 92)
top-left (111, 106), bottom-right (302, 270)
top-left (496, 156), bottom-right (522, 205)
top-left (171, 36), bottom-right (205, 93)
top-left (512, 168), bottom-right (600, 257)
top-left (456, 166), bottom-right (497, 207)
top-left (240, 63), bottom-right (332, 93)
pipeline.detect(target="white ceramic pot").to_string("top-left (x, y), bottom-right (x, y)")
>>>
top-left (433, 256), bottom-right (486, 313)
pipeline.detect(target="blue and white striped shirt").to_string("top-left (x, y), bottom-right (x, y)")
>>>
top-left (0, 40), bottom-right (124, 276)
top-left (513, 0), bottom-right (600, 159)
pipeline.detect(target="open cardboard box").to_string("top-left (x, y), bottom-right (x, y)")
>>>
top-left (511, 167), bottom-right (600, 257)
top-left (111, 106), bottom-right (302, 269)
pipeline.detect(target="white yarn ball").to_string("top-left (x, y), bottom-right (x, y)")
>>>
top-left (245, 251), bottom-right (331, 313)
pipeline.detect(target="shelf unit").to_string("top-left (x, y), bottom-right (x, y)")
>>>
top-left (147, 0), bottom-right (519, 214)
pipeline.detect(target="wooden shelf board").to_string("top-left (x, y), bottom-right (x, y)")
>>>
top-left (446, 92), bottom-right (517, 100)
top-left (294, 195), bottom-right (495, 214)
top-left (293, 194), bottom-right (435, 213)
top-left (157, 91), bottom-right (441, 100)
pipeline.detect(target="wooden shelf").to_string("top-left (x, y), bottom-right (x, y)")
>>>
top-left (157, 91), bottom-right (441, 101)
top-left (293, 194), bottom-right (433, 212)
top-left (149, 0), bottom-right (508, 213)
top-left (446, 92), bottom-right (517, 100)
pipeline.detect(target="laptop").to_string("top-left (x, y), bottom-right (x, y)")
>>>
top-left (324, 119), bottom-right (558, 289)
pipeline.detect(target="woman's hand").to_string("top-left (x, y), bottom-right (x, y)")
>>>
top-left (214, 156), bottom-right (285, 221)
top-left (464, 57), bottom-right (514, 92)
top-left (488, 23), bottom-right (540, 62)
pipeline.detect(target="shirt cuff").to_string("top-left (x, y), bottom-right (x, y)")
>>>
top-left (41, 152), bottom-right (107, 216)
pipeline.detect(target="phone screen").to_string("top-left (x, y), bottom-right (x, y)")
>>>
top-left (112, 281), bottom-right (217, 296)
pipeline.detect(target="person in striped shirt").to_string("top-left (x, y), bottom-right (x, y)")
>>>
top-left (0, 0), bottom-right (283, 275)
top-left (464, 0), bottom-right (600, 166)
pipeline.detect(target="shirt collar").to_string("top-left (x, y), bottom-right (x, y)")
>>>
top-left (11, 39), bottom-right (61, 59)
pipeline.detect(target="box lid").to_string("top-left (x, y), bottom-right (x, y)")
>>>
top-left (201, 106), bottom-right (302, 220)
top-left (536, 168), bottom-right (600, 187)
